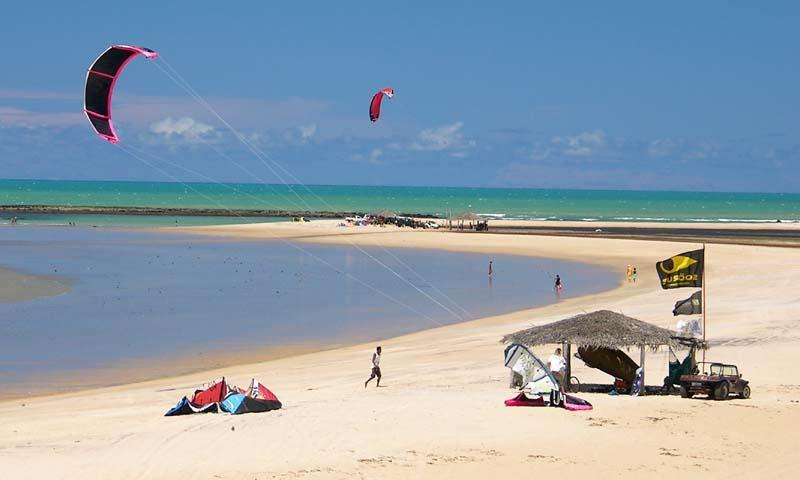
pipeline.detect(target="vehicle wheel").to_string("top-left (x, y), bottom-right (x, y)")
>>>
top-left (714, 382), bottom-right (729, 400)
top-left (568, 376), bottom-right (581, 393)
top-left (739, 385), bottom-right (751, 399)
top-left (680, 385), bottom-right (693, 398)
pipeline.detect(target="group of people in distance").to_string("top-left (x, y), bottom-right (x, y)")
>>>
top-left (626, 264), bottom-right (638, 282)
top-left (489, 260), bottom-right (563, 292)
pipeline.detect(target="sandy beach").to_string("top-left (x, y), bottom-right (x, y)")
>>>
top-left (0, 267), bottom-right (70, 304)
top-left (1, 221), bottom-right (798, 479)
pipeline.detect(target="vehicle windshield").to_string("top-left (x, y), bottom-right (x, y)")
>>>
top-left (706, 363), bottom-right (724, 375)
top-left (722, 365), bottom-right (738, 376)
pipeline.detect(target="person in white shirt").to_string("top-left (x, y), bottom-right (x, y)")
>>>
top-left (548, 347), bottom-right (567, 390)
top-left (364, 346), bottom-right (382, 388)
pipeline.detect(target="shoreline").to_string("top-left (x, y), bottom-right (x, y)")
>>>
top-left (0, 226), bottom-right (618, 402)
top-left (3, 204), bottom-right (799, 225)
top-left (0, 205), bottom-right (437, 219)
top-left (3, 219), bottom-right (798, 401)
top-left (468, 220), bottom-right (800, 248)
top-left (1, 220), bottom-right (684, 405)
top-left (0, 251), bottom-right (635, 408)
top-left (2, 221), bottom-right (798, 478)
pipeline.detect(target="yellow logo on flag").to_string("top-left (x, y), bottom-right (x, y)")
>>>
top-left (658, 255), bottom-right (698, 274)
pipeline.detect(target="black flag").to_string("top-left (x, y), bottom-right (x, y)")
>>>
top-left (673, 290), bottom-right (702, 316)
top-left (656, 249), bottom-right (704, 289)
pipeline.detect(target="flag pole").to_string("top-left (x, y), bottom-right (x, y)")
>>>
top-left (702, 243), bottom-right (706, 364)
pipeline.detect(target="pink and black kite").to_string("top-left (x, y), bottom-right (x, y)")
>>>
top-left (84, 45), bottom-right (158, 144)
top-left (369, 87), bottom-right (394, 122)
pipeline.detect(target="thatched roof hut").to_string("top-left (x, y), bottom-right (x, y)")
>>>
top-left (502, 310), bottom-right (676, 349)
top-left (453, 212), bottom-right (482, 221)
top-left (372, 210), bottom-right (397, 218)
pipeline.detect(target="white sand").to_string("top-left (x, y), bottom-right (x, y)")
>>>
top-left (1, 222), bottom-right (798, 479)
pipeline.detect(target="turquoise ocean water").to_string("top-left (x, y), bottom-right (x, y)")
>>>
top-left (1, 179), bottom-right (799, 225)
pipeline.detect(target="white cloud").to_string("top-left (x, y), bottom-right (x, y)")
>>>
top-left (0, 107), bottom-right (83, 127)
top-left (552, 130), bottom-right (606, 157)
top-left (647, 139), bottom-right (680, 158)
top-left (298, 123), bottom-right (317, 141)
top-left (369, 148), bottom-right (384, 163)
top-left (119, 96), bottom-right (332, 132)
top-left (150, 117), bottom-right (215, 143)
top-left (277, 123), bottom-right (318, 145)
top-left (349, 147), bottom-right (385, 165)
top-left (529, 143), bottom-right (552, 161)
top-left (411, 121), bottom-right (465, 151)
top-left (0, 89), bottom-right (79, 101)
top-left (409, 121), bottom-right (475, 157)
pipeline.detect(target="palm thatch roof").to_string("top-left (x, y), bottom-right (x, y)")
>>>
top-left (502, 310), bottom-right (676, 349)
top-left (372, 210), bottom-right (397, 218)
top-left (453, 212), bottom-right (482, 221)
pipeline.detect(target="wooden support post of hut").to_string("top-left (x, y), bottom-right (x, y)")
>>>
top-left (639, 344), bottom-right (646, 388)
top-left (502, 310), bottom-right (676, 396)
top-left (563, 342), bottom-right (572, 392)
top-left (453, 212), bottom-right (482, 231)
top-left (371, 210), bottom-right (397, 226)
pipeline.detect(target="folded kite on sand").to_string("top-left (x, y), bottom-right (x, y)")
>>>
top-left (165, 377), bottom-right (282, 416)
top-left (164, 397), bottom-right (219, 416)
top-left (504, 392), bottom-right (593, 411)
top-left (221, 380), bottom-right (283, 414)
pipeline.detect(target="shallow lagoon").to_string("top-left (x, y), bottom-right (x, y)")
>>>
top-left (0, 226), bottom-right (617, 395)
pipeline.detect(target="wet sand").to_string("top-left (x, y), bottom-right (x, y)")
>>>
top-left (472, 219), bottom-right (800, 247)
top-left (0, 267), bottom-right (70, 303)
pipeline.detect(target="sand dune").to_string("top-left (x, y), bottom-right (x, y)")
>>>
top-left (1, 223), bottom-right (798, 479)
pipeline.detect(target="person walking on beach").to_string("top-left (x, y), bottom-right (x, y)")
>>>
top-left (632, 267), bottom-right (637, 283)
top-left (488, 260), bottom-right (493, 276)
top-left (365, 346), bottom-right (382, 388)
top-left (548, 347), bottom-right (567, 391)
top-left (554, 274), bottom-right (562, 293)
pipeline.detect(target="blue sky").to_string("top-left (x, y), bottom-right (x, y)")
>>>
top-left (1, 1), bottom-right (798, 192)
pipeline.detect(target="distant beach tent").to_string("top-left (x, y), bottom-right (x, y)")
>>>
top-left (454, 212), bottom-right (482, 221)
top-left (372, 210), bottom-right (397, 218)
top-left (84, 45), bottom-right (159, 143)
top-left (369, 87), bottom-right (394, 122)
top-left (452, 212), bottom-right (484, 230)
